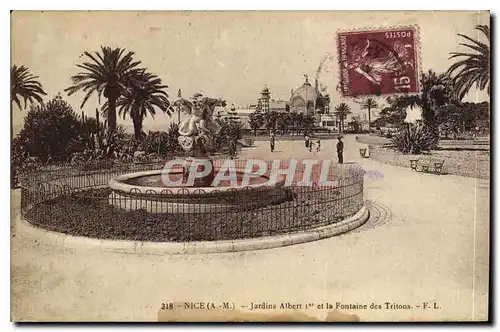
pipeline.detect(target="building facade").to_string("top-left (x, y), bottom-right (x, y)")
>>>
top-left (256, 76), bottom-right (331, 117)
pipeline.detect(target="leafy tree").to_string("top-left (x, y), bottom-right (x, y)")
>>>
top-left (103, 70), bottom-right (172, 140)
top-left (276, 113), bottom-right (291, 135)
top-left (436, 101), bottom-right (489, 137)
top-left (248, 110), bottom-right (264, 135)
top-left (373, 106), bottom-right (407, 129)
top-left (436, 104), bottom-right (471, 137)
top-left (263, 111), bottom-right (279, 133)
top-left (65, 46), bottom-right (142, 131)
top-left (447, 25), bottom-right (490, 100)
top-left (333, 103), bottom-right (352, 133)
top-left (302, 114), bottom-right (316, 134)
top-left (14, 94), bottom-right (85, 163)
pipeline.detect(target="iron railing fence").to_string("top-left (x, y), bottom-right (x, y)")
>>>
top-left (20, 158), bottom-right (364, 242)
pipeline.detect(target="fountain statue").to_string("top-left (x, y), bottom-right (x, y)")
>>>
top-left (177, 93), bottom-right (226, 186)
top-left (177, 93), bottom-right (225, 157)
top-left (107, 93), bottom-right (290, 213)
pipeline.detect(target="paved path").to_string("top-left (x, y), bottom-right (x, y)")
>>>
top-left (11, 135), bottom-right (489, 321)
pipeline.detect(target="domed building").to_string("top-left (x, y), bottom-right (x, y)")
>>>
top-left (289, 76), bottom-right (329, 115)
top-left (255, 76), bottom-right (330, 117)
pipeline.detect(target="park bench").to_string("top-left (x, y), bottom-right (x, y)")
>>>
top-left (409, 159), bottom-right (419, 171)
top-left (431, 159), bottom-right (445, 174)
top-left (420, 159), bottom-right (431, 173)
top-left (409, 158), bottom-right (445, 174)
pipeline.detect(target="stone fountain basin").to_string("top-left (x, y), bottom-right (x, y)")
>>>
top-left (108, 169), bottom-right (291, 213)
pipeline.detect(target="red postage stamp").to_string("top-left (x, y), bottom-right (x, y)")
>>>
top-left (337, 26), bottom-right (420, 97)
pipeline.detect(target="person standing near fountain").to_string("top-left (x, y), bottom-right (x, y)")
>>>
top-left (270, 134), bottom-right (275, 152)
top-left (336, 136), bottom-right (344, 164)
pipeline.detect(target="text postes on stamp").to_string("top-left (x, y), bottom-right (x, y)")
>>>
top-left (337, 26), bottom-right (419, 98)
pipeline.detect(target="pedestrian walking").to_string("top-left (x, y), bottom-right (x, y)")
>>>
top-left (270, 134), bottom-right (275, 152)
top-left (336, 136), bottom-right (344, 164)
top-left (309, 140), bottom-right (314, 152)
top-left (304, 134), bottom-right (310, 148)
top-left (316, 139), bottom-right (321, 152)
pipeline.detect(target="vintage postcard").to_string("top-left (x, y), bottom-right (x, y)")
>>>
top-left (10, 11), bottom-right (490, 322)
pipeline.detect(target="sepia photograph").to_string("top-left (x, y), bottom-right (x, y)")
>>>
top-left (10, 10), bottom-right (490, 322)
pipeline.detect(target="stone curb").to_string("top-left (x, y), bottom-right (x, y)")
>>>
top-left (15, 206), bottom-right (369, 255)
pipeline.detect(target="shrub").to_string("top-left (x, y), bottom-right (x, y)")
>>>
top-left (137, 123), bottom-right (182, 156)
top-left (392, 124), bottom-right (439, 154)
top-left (213, 120), bottom-right (246, 157)
top-left (15, 95), bottom-right (85, 163)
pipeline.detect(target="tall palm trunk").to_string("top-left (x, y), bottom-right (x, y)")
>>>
top-left (132, 108), bottom-right (143, 140)
top-left (107, 95), bottom-right (118, 131)
top-left (367, 107), bottom-right (371, 132)
top-left (132, 116), bottom-right (143, 140)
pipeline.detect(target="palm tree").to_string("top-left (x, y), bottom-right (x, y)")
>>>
top-left (10, 65), bottom-right (46, 187)
top-left (333, 102), bottom-right (351, 133)
top-left (447, 25), bottom-right (490, 100)
top-left (103, 70), bottom-right (172, 140)
top-left (65, 46), bottom-right (142, 131)
top-left (359, 97), bottom-right (378, 133)
top-left (11, 65), bottom-right (47, 111)
top-left (386, 70), bottom-right (454, 128)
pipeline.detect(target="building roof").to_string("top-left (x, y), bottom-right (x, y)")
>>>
top-left (269, 100), bottom-right (287, 110)
top-left (290, 79), bottom-right (321, 104)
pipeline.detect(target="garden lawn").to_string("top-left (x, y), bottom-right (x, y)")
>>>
top-left (356, 135), bottom-right (490, 179)
top-left (369, 145), bottom-right (489, 179)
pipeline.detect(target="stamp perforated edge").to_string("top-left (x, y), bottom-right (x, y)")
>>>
top-left (334, 24), bottom-right (422, 100)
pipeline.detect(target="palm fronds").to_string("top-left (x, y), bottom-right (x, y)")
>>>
top-left (447, 25), bottom-right (490, 100)
top-left (11, 65), bottom-right (47, 109)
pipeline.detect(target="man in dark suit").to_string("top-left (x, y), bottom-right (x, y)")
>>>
top-left (336, 136), bottom-right (344, 164)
